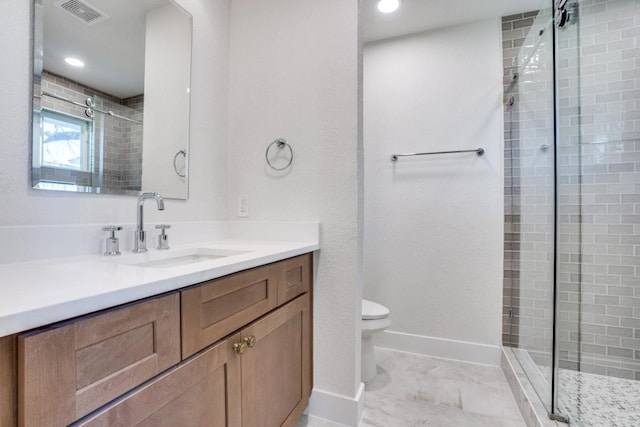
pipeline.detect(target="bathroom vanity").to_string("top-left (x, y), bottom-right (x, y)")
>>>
top-left (0, 229), bottom-right (317, 427)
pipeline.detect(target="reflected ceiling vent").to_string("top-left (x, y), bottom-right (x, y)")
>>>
top-left (54, 0), bottom-right (109, 25)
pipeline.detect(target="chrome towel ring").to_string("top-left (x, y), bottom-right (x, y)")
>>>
top-left (173, 149), bottom-right (187, 177)
top-left (265, 138), bottom-right (293, 171)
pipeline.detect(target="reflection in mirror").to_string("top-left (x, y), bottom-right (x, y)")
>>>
top-left (32, 0), bottom-right (192, 199)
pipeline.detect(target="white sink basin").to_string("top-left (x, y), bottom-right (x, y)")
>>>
top-left (108, 248), bottom-right (250, 268)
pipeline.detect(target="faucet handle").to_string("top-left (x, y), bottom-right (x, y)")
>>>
top-left (155, 224), bottom-right (171, 250)
top-left (102, 226), bottom-right (123, 256)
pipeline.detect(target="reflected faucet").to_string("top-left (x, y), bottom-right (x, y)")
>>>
top-left (133, 192), bottom-right (165, 253)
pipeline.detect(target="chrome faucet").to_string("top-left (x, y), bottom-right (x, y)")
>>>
top-left (133, 192), bottom-right (165, 253)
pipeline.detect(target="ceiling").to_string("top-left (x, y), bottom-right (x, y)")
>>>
top-left (42, 0), bottom-right (169, 99)
top-left (43, 0), bottom-right (549, 98)
top-left (362, 0), bottom-right (549, 43)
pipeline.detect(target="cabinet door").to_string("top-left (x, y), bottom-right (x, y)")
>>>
top-left (73, 334), bottom-right (242, 427)
top-left (182, 263), bottom-right (279, 358)
top-left (240, 294), bottom-right (312, 427)
top-left (18, 294), bottom-right (180, 427)
top-left (278, 253), bottom-right (312, 305)
top-left (0, 334), bottom-right (17, 427)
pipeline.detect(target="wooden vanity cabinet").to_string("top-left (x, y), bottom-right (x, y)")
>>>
top-left (73, 334), bottom-right (242, 427)
top-left (73, 293), bottom-right (312, 427)
top-left (181, 253), bottom-right (312, 359)
top-left (181, 252), bottom-right (313, 426)
top-left (181, 262), bottom-right (280, 359)
top-left (278, 254), bottom-right (311, 305)
top-left (5, 252), bottom-right (313, 427)
top-left (0, 334), bottom-right (17, 427)
top-left (18, 294), bottom-right (181, 427)
top-left (240, 293), bottom-right (312, 427)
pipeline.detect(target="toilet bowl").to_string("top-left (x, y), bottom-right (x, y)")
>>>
top-left (361, 299), bottom-right (391, 383)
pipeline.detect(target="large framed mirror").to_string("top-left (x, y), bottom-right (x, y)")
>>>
top-left (32, 0), bottom-right (192, 199)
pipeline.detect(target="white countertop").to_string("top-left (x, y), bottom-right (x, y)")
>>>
top-left (0, 236), bottom-right (319, 338)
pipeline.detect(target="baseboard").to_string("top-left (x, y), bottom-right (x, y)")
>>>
top-left (376, 330), bottom-right (502, 366)
top-left (305, 382), bottom-right (365, 427)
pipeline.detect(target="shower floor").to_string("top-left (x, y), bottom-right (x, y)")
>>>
top-left (558, 369), bottom-right (640, 427)
top-left (514, 349), bottom-right (640, 427)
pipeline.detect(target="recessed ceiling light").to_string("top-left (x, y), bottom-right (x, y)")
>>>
top-left (64, 57), bottom-right (85, 67)
top-left (377, 0), bottom-right (401, 13)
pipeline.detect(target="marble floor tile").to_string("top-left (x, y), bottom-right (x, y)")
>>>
top-left (295, 348), bottom-right (526, 427)
top-left (362, 349), bottom-right (526, 427)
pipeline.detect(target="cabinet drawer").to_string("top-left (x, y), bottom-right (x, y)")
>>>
top-left (278, 253), bottom-right (312, 305)
top-left (181, 263), bottom-right (279, 358)
top-left (18, 293), bottom-right (180, 427)
top-left (73, 334), bottom-right (241, 427)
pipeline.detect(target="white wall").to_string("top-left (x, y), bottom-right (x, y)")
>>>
top-left (226, 0), bottom-right (362, 422)
top-left (363, 19), bottom-right (505, 363)
top-left (0, 0), bottom-right (229, 227)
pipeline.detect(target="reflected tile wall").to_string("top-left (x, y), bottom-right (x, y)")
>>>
top-left (39, 71), bottom-right (143, 193)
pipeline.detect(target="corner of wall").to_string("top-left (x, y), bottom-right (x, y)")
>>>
top-left (306, 383), bottom-right (365, 427)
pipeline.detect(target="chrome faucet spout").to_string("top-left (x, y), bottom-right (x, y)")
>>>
top-left (134, 192), bottom-right (165, 253)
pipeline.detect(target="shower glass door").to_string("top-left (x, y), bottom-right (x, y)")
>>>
top-left (506, 0), bottom-right (640, 424)
top-left (506, 5), bottom-right (556, 414)
top-left (554, 0), bottom-right (640, 425)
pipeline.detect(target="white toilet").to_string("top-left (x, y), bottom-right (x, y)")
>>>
top-left (361, 299), bottom-right (391, 383)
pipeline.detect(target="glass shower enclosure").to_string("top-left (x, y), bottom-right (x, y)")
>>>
top-left (504, 0), bottom-right (640, 425)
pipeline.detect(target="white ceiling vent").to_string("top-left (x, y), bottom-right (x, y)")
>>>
top-left (54, 0), bottom-right (109, 25)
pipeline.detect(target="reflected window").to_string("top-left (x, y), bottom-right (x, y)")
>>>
top-left (40, 109), bottom-right (91, 172)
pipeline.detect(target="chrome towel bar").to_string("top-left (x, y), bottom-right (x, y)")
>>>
top-left (391, 148), bottom-right (484, 162)
top-left (37, 91), bottom-right (143, 125)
